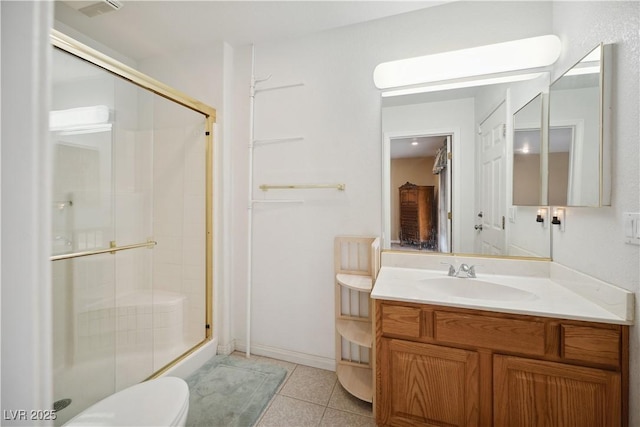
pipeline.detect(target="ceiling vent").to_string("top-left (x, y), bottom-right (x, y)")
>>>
top-left (76, 0), bottom-right (123, 17)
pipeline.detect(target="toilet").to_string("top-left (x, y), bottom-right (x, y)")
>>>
top-left (64, 377), bottom-right (189, 426)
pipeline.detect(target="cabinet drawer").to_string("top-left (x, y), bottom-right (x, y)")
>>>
top-left (562, 324), bottom-right (621, 367)
top-left (381, 305), bottom-right (420, 338)
top-left (435, 311), bottom-right (546, 356)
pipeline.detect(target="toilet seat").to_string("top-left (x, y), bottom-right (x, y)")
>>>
top-left (64, 377), bottom-right (189, 426)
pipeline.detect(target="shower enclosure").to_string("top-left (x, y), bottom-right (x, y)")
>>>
top-left (49, 31), bottom-right (214, 425)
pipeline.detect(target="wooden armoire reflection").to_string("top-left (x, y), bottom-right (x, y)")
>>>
top-left (399, 182), bottom-right (435, 249)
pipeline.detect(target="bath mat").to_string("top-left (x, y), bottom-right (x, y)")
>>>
top-left (185, 355), bottom-right (287, 427)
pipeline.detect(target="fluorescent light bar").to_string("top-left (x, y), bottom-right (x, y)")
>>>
top-left (374, 35), bottom-right (561, 89)
top-left (381, 72), bottom-right (547, 98)
top-left (50, 105), bottom-right (110, 131)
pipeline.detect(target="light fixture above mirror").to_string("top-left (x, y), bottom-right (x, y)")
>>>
top-left (374, 35), bottom-right (561, 96)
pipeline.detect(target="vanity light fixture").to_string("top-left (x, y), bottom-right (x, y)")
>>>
top-left (411, 139), bottom-right (419, 146)
top-left (565, 66), bottom-right (600, 76)
top-left (375, 34), bottom-right (561, 96)
top-left (381, 72), bottom-right (548, 97)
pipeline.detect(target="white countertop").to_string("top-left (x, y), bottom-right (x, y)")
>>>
top-left (371, 265), bottom-right (634, 325)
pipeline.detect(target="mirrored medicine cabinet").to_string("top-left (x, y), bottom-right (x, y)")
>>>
top-left (512, 43), bottom-right (612, 208)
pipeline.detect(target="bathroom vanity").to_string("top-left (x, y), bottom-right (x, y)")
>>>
top-left (371, 254), bottom-right (633, 427)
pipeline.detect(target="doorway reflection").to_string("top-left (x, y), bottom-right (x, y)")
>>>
top-left (390, 135), bottom-right (451, 253)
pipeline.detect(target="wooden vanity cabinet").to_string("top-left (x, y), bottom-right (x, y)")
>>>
top-left (375, 300), bottom-right (629, 427)
top-left (494, 355), bottom-right (621, 427)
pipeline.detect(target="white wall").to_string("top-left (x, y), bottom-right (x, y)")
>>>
top-left (1, 1), bottom-right (54, 425)
top-left (229, 1), bottom-right (553, 367)
top-left (549, 2), bottom-right (640, 424)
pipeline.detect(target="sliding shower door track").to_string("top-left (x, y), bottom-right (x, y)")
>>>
top-left (50, 239), bottom-right (157, 261)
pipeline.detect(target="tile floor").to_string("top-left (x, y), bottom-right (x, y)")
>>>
top-left (229, 352), bottom-right (376, 427)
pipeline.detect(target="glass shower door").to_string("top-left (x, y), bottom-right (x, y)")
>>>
top-left (51, 43), bottom-right (210, 426)
top-left (149, 91), bottom-right (208, 371)
top-left (50, 47), bottom-right (120, 426)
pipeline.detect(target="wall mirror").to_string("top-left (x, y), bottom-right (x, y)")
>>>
top-left (381, 75), bottom-right (551, 259)
top-left (548, 43), bottom-right (612, 207)
top-left (512, 93), bottom-right (544, 206)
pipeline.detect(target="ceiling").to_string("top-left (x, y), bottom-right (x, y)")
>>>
top-left (55, 0), bottom-right (448, 61)
top-left (391, 136), bottom-right (446, 159)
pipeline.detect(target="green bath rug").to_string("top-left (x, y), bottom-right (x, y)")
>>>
top-left (185, 355), bottom-right (287, 427)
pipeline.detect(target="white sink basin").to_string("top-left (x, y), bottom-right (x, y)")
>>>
top-left (419, 277), bottom-right (538, 302)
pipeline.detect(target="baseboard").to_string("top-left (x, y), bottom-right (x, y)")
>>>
top-left (234, 341), bottom-right (336, 372)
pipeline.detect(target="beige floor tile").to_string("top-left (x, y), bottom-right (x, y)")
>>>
top-left (279, 365), bottom-right (337, 406)
top-left (327, 383), bottom-right (373, 417)
top-left (256, 395), bottom-right (325, 427)
top-left (319, 408), bottom-right (377, 427)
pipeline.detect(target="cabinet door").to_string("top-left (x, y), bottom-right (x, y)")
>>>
top-left (494, 355), bottom-right (621, 427)
top-left (377, 338), bottom-right (479, 426)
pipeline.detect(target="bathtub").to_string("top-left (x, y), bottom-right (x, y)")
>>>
top-left (55, 291), bottom-right (216, 426)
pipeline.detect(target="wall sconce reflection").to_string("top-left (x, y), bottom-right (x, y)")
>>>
top-left (536, 208), bottom-right (547, 226)
top-left (552, 208), bottom-right (565, 231)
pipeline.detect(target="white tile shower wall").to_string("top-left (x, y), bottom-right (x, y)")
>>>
top-left (76, 292), bottom-right (186, 361)
top-left (152, 122), bottom-right (207, 349)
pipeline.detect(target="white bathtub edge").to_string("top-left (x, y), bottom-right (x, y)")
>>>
top-left (160, 337), bottom-right (218, 380)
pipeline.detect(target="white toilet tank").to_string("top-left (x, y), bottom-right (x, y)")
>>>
top-left (64, 377), bottom-right (189, 426)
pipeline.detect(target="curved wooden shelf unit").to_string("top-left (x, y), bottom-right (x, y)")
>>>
top-left (336, 363), bottom-right (373, 403)
top-left (336, 273), bottom-right (372, 292)
top-left (336, 318), bottom-right (372, 348)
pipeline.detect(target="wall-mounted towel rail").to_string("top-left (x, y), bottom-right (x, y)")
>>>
top-left (259, 183), bottom-right (346, 191)
top-left (50, 239), bottom-right (157, 261)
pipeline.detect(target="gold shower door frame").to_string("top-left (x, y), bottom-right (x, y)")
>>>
top-left (50, 29), bottom-right (215, 377)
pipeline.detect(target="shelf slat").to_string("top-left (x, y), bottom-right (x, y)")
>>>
top-left (336, 364), bottom-right (373, 403)
top-left (336, 273), bottom-right (372, 292)
top-left (336, 319), bottom-right (372, 348)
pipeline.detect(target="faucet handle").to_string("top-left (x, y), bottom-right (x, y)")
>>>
top-left (467, 265), bottom-right (476, 278)
top-left (440, 262), bottom-right (456, 277)
top-left (466, 264), bottom-right (484, 278)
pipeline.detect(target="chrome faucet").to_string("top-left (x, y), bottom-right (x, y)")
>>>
top-left (442, 262), bottom-right (477, 278)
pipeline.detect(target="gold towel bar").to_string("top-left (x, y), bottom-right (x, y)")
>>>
top-left (50, 239), bottom-right (157, 261)
top-left (259, 184), bottom-right (345, 191)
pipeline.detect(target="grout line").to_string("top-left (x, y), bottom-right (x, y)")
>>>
top-left (318, 405), bottom-right (329, 426)
top-left (317, 380), bottom-right (339, 426)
